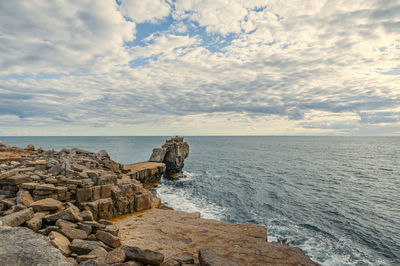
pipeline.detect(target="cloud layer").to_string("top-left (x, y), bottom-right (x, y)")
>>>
top-left (0, 0), bottom-right (399, 135)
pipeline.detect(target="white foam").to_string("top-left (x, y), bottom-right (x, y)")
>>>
top-left (157, 172), bottom-right (226, 220)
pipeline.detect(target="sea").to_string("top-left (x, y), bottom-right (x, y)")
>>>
top-left (1, 136), bottom-right (399, 265)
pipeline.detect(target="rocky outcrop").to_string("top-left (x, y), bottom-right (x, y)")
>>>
top-left (114, 208), bottom-right (319, 266)
top-left (0, 141), bottom-right (159, 220)
top-left (0, 226), bottom-right (71, 266)
top-left (150, 137), bottom-right (189, 179)
top-left (122, 162), bottom-right (166, 187)
top-left (0, 141), bottom-right (164, 265)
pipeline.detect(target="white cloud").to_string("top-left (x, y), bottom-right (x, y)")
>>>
top-left (0, 0), bottom-right (135, 75)
top-left (119, 0), bottom-right (171, 23)
top-left (0, 0), bottom-right (399, 135)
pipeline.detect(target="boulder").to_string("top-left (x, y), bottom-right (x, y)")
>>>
top-left (81, 210), bottom-right (94, 221)
top-left (122, 246), bottom-right (164, 265)
top-left (46, 204), bottom-right (83, 222)
top-left (25, 212), bottom-right (46, 231)
top-left (17, 189), bottom-right (34, 206)
top-left (60, 227), bottom-right (88, 241)
top-left (103, 224), bottom-right (119, 236)
top-left (56, 219), bottom-right (78, 229)
top-left (198, 248), bottom-right (239, 266)
top-left (0, 207), bottom-right (34, 227)
top-left (134, 192), bottom-right (152, 212)
top-left (49, 231), bottom-right (71, 256)
top-left (134, 249), bottom-right (165, 265)
top-left (88, 247), bottom-right (109, 263)
top-left (0, 227), bottom-right (70, 265)
top-left (69, 239), bottom-right (105, 255)
top-left (30, 198), bottom-right (63, 212)
top-left (78, 223), bottom-right (93, 235)
top-left (105, 248), bottom-right (126, 264)
top-left (96, 230), bottom-right (120, 248)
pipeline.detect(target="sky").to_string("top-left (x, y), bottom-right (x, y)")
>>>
top-left (0, 0), bottom-right (399, 136)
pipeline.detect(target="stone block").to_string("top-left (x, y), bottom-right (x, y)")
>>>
top-left (100, 184), bottom-right (112, 199)
top-left (98, 198), bottom-right (114, 220)
top-left (134, 193), bottom-right (152, 212)
top-left (76, 188), bottom-right (92, 203)
top-left (92, 186), bottom-right (101, 201)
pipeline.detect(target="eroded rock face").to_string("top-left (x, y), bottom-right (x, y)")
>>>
top-left (150, 137), bottom-right (189, 179)
top-left (0, 227), bottom-right (71, 266)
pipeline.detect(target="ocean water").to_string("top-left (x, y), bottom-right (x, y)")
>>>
top-left (1, 136), bottom-right (399, 265)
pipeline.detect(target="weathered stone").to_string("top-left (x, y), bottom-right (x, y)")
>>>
top-left (103, 224), bottom-right (119, 236)
top-left (0, 169), bottom-right (18, 180)
top-left (20, 182), bottom-right (39, 189)
top-left (78, 223), bottom-right (93, 235)
top-left (81, 209), bottom-right (94, 221)
top-left (95, 175), bottom-right (117, 185)
top-left (134, 192), bottom-right (152, 212)
top-left (88, 247), bottom-right (109, 263)
top-left (0, 208), bottom-right (34, 227)
top-left (72, 162), bottom-right (87, 172)
top-left (17, 189), bottom-right (34, 206)
top-left (83, 221), bottom-right (107, 230)
top-left (100, 184), bottom-right (112, 198)
top-left (56, 219), bottom-right (78, 229)
top-left (25, 212), bottom-right (46, 231)
top-left (60, 227), bottom-right (88, 241)
top-left (0, 227), bottom-right (71, 266)
top-left (49, 164), bottom-right (62, 175)
top-left (121, 246), bottom-right (141, 261)
top-left (49, 231), bottom-right (71, 256)
top-left (98, 198), bottom-right (114, 219)
top-left (134, 248), bottom-right (165, 266)
top-left (69, 239), bottom-right (105, 255)
top-left (105, 248), bottom-right (126, 264)
top-left (0, 174), bottom-right (32, 185)
top-left (198, 248), bottom-right (239, 266)
top-left (98, 150), bottom-right (109, 158)
top-left (96, 230), bottom-right (120, 248)
top-left (30, 198), bottom-right (63, 212)
top-left (149, 148), bottom-right (167, 162)
top-left (92, 186), bottom-right (101, 200)
top-left (77, 187), bottom-right (92, 202)
top-left (46, 204), bottom-right (83, 222)
top-left (36, 183), bottom-right (56, 191)
top-left (81, 201), bottom-right (99, 221)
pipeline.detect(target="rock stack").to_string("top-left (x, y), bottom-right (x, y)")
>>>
top-left (149, 137), bottom-right (189, 179)
top-left (0, 141), bottom-right (165, 265)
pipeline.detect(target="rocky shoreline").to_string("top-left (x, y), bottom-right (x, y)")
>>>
top-left (0, 138), bottom-right (318, 265)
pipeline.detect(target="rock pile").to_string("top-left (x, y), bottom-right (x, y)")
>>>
top-left (149, 137), bottom-right (189, 179)
top-left (0, 141), bottom-right (166, 265)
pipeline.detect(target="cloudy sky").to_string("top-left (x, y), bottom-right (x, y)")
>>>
top-left (0, 0), bottom-right (399, 136)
